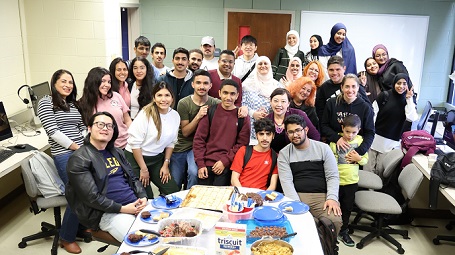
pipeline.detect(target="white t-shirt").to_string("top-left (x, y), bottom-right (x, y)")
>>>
top-left (130, 82), bottom-right (140, 119)
top-left (201, 57), bottom-right (218, 71)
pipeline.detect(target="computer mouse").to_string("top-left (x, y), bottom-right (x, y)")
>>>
top-left (14, 144), bottom-right (26, 149)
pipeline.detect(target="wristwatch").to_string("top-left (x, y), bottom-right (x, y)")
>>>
top-left (164, 158), bottom-right (171, 163)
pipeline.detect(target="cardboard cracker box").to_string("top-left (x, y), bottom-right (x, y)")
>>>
top-left (215, 222), bottom-right (247, 255)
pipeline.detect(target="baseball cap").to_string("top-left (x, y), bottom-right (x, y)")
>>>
top-left (201, 36), bottom-right (215, 46)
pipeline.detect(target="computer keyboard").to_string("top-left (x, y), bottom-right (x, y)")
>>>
top-left (0, 149), bottom-right (16, 164)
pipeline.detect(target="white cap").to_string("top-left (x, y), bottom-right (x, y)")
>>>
top-left (201, 36), bottom-right (215, 46)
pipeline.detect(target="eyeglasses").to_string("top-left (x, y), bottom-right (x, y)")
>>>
top-left (93, 121), bottom-right (115, 130)
top-left (286, 128), bottom-right (304, 136)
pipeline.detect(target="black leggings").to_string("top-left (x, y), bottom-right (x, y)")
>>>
top-left (339, 183), bottom-right (358, 232)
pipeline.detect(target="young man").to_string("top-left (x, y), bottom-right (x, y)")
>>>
top-left (65, 112), bottom-right (147, 242)
top-left (151, 42), bottom-right (170, 75)
top-left (278, 114), bottom-right (342, 235)
top-left (315, 56), bottom-right (369, 122)
top-left (156, 47), bottom-right (193, 108)
top-left (231, 118), bottom-right (278, 190)
top-left (208, 50), bottom-right (243, 107)
top-left (193, 79), bottom-right (250, 186)
top-left (200, 36), bottom-right (218, 70)
top-left (329, 114), bottom-right (368, 247)
top-left (125, 36), bottom-right (160, 79)
top-left (232, 35), bottom-right (259, 81)
top-left (188, 49), bottom-right (203, 72)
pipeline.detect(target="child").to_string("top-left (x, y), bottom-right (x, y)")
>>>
top-left (329, 114), bottom-right (368, 247)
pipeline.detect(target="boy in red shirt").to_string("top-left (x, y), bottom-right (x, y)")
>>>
top-left (231, 118), bottom-right (278, 190)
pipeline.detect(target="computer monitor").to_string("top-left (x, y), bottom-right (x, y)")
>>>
top-left (0, 102), bottom-right (13, 142)
top-left (417, 101), bottom-right (433, 131)
top-left (31, 82), bottom-right (51, 115)
top-left (442, 122), bottom-right (455, 151)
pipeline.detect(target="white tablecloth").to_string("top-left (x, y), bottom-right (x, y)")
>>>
top-left (116, 187), bottom-right (323, 254)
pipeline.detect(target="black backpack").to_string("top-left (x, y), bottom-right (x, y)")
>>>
top-left (315, 216), bottom-right (338, 255)
top-left (429, 152), bottom-right (455, 209)
top-left (242, 145), bottom-right (277, 188)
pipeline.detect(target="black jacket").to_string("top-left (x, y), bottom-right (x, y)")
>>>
top-left (379, 58), bottom-right (412, 91)
top-left (65, 136), bottom-right (146, 230)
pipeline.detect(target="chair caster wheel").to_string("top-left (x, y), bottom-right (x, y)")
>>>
top-left (397, 247), bottom-right (405, 254)
top-left (18, 242), bottom-right (27, 248)
top-left (356, 243), bottom-right (364, 249)
top-left (41, 226), bottom-right (49, 232)
top-left (403, 235), bottom-right (410, 240)
top-left (84, 236), bottom-right (92, 243)
top-left (446, 224), bottom-right (453, 230)
top-left (433, 238), bottom-right (440, 245)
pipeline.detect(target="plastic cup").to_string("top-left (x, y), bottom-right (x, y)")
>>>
top-left (223, 205), bottom-right (253, 223)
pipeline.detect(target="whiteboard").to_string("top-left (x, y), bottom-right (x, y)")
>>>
top-left (300, 11), bottom-right (429, 93)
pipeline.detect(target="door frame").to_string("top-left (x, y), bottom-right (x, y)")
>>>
top-left (223, 8), bottom-right (296, 49)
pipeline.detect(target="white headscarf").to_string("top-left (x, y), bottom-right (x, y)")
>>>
top-left (284, 30), bottom-right (300, 59)
top-left (243, 56), bottom-right (280, 97)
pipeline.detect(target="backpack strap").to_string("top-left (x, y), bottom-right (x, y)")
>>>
top-left (401, 146), bottom-right (420, 169)
top-left (208, 103), bottom-right (244, 137)
top-left (241, 63), bottom-right (256, 82)
top-left (266, 149), bottom-right (278, 187)
top-left (242, 145), bottom-right (253, 169)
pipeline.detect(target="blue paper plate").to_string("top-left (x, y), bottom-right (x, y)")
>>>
top-left (278, 201), bottom-right (310, 214)
top-left (254, 214), bottom-right (288, 226)
top-left (140, 209), bottom-right (173, 224)
top-left (257, 191), bottom-right (284, 203)
top-left (123, 230), bottom-right (159, 247)
top-left (236, 219), bottom-right (294, 244)
top-left (151, 196), bottom-right (182, 209)
top-left (253, 206), bottom-right (283, 221)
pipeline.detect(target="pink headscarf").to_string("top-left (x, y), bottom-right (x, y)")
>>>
top-left (285, 57), bottom-right (303, 82)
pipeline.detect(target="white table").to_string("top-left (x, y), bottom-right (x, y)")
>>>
top-left (412, 154), bottom-right (455, 206)
top-left (117, 187), bottom-right (324, 254)
top-left (0, 127), bottom-right (49, 178)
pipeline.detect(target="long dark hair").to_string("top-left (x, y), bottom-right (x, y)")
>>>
top-left (128, 57), bottom-right (155, 110)
top-left (109, 57), bottom-right (128, 93)
top-left (87, 111), bottom-right (119, 150)
top-left (50, 69), bottom-right (78, 111)
top-left (78, 67), bottom-right (112, 125)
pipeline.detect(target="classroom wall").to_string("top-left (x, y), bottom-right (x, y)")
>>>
top-left (140, 0), bottom-right (455, 111)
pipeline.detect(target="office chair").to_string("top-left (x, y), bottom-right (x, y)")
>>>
top-left (433, 207), bottom-right (455, 245)
top-left (350, 163), bottom-right (423, 254)
top-left (17, 157), bottom-right (67, 255)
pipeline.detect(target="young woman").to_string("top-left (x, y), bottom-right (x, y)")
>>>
top-left (318, 23), bottom-right (357, 80)
top-left (288, 76), bottom-right (319, 129)
top-left (242, 56), bottom-right (284, 144)
top-left (37, 69), bottom-right (85, 253)
top-left (303, 60), bottom-right (325, 87)
top-left (280, 57), bottom-right (303, 88)
top-left (78, 67), bottom-right (132, 149)
top-left (365, 73), bottom-right (418, 173)
top-left (303, 34), bottom-right (323, 67)
top-left (125, 81), bottom-right (180, 198)
top-left (363, 57), bottom-right (381, 103)
top-left (128, 57), bottom-right (155, 119)
top-left (373, 44), bottom-right (412, 91)
top-left (265, 88), bottom-right (320, 153)
top-left (109, 57), bottom-right (131, 108)
top-left (271, 30), bottom-right (305, 81)
top-left (320, 74), bottom-right (375, 156)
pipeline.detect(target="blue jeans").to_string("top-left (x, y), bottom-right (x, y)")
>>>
top-left (170, 150), bottom-right (198, 189)
top-left (53, 152), bottom-right (80, 242)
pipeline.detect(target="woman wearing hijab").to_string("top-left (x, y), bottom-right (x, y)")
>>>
top-left (280, 57), bottom-right (302, 88)
top-left (364, 73), bottom-right (417, 174)
top-left (303, 35), bottom-right (323, 67)
top-left (242, 56), bottom-right (284, 144)
top-left (372, 44), bottom-right (412, 91)
top-left (271, 30), bottom-right (305, 81)
top-left (318, 23), bottom-right (357, 80)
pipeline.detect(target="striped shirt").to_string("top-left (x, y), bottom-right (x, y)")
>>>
top-left (37, 95), bottom-right (86, 156)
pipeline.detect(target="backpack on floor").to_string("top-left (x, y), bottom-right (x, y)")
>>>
top-left (315, 216), bottom-right (338, 255)
top-left (401, 130), bottom-right (436, 168)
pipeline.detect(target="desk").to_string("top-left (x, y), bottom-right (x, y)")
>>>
top-left (412, 154), bottom-right (455, 206)
top-left (0, 127), bottom-right (50, 178)
top-left (116, 188), bottom-right (324, 255)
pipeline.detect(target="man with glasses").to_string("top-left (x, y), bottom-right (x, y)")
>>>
top-left (66, 112), bottom-right (147, 242)
top-left (208, 50), bottom-right (243, 107)
top-left (278, 114), bottom-right (342, 235)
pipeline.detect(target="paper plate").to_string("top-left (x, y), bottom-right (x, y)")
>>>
top-left (253, 206), bottom-right (283, 221)
top-left (123, 230), bottom-right (159, 247)
top-left (278, 201), bottom-right (310, 214)
top-left (257, 191), bottom-right (284, 203)
top-left (151, 196), bottom-right (182, 209)
top-left (254, 214), bottom-right (288, 226)
top-left (140, 209), bottom-right (173, 223)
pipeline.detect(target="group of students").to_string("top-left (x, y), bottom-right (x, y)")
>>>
top-left (36, 23), bottom-right (418, 253)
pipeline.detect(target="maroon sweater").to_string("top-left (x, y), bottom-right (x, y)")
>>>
top-left (193, 104), bottom-right (250, 169)
top-left (208, 69), bottom-right (243, 107)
